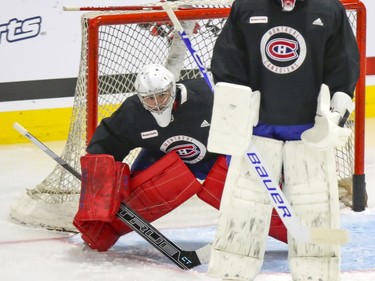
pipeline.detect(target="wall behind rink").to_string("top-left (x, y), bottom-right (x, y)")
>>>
top-left (0, 0), bottom-right (156, 100)
top-left (0, 0), bottom-right (374, 143)
top-left (0, 0), bottom-right (156, 143)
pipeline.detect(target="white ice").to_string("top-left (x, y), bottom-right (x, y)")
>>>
top-left (1, 119), bottom-right (375, 281)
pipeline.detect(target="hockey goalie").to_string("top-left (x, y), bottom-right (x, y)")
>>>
top-left (206, 82), bottom-right (354, 281)
top-left (72, 64), bottom-right (288, 253)
top-left (205, 0), bottom-right (359, 279)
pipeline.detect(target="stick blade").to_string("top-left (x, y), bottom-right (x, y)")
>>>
top-left (310, 228), bottom-right (350, 245)
top-left (195, 243), bottom-right (211, 264)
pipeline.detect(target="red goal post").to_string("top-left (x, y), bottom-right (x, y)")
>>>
top-left (339, 0), bottom-right (367, 211)
top-left (9, 0), bottom-right (367, 232)
top-left (83, 0), bottom-right (368, 212)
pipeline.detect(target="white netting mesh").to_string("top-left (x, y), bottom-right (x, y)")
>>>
top-left (10, 1), bottom-right (363, 231)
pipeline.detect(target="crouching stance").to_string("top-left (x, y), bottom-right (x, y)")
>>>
top-left (73, 64), bottom-right (289, 252)
top-left (73, 149), bottom-right (287, 251)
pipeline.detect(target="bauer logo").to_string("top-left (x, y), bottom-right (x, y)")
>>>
top-left (247, 151), bottom-right (292, 218)
top-left (0, 16), bottom-right (42, 44)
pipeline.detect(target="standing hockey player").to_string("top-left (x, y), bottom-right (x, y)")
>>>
top-left (73, 64), bottom-right (288, 252)
top-left (207, 0), bottom-right (359, 280)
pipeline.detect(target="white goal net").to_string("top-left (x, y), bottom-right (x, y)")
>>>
top-left (9, 0), bottom-right (366, 231)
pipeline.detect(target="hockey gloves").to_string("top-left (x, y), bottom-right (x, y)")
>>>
top-left (208, 82), bottom-right (260, 156)
top-left (301, 84), bottom-right (354, 150)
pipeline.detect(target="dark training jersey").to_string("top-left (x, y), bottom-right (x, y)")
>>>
top-left (87, 78), bottom-right (218, 176)
top-left (211, 0), bottom-right (359, 125)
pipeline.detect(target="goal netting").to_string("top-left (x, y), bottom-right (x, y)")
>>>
top-left (9, 0), bottom-right (367, 232)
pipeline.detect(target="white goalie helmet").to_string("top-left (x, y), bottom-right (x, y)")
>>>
top-left (278, 0), bottom-right (297, 12)
top-left (134, 64), bottom-right (176, 127)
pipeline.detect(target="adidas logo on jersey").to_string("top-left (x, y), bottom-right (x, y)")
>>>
top-left (200, 120), bottom-right (210, 127)
top-left (312, 18), bottom-right (324, 26)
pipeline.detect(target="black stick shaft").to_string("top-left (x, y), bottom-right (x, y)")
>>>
top-left (12, 122), bottom-right (203, 269)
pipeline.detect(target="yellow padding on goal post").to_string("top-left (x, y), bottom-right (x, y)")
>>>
top-left (0, 108), bottom-right (72, 144)
top-left (365, 85), bottom-right (375, 118)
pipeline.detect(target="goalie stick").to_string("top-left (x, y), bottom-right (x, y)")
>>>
top-left (162, 3), bottom-right (350, 245)
top-left (163, 3), bottom-right (215, 93)
top-left (13, 122), bottom-right (211, 270)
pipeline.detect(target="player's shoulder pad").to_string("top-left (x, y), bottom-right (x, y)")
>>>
top-left (179, 78), bottom-right (213, 102)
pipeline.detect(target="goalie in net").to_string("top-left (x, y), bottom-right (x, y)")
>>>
top-left (73, 64), bottom-right (289, 252)
top-left (206, 0), bottom-right (360, 281)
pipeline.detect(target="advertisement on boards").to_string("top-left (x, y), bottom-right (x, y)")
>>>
top-left (0, 0), bottom-right (156, 101)
top-left (0, 0), bottom-right (374, 101)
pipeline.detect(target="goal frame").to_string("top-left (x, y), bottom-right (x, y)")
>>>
top-left (85, 1), bottom-right (367, 211)
top-left (341, 0), bottom-right (367, 211)
top-left (9, 0), bottom-right (367, 233)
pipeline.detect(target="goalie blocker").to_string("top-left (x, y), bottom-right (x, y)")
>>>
top-left (74, 152), bottom-right (288, 252)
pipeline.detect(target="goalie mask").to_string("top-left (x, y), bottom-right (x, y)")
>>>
top-left (278, 0), bottom-right (297, 12)
top-left (135, 64), bottom-right (176, 127)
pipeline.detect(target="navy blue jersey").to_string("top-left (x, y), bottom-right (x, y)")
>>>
top-left (87, 78), bottom-right (217, 177)
top-left (211, 0), bottom-right (359, 125)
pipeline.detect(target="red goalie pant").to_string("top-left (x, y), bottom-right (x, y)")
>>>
top-left (74, 153), bottom-right (287, 252)
top-left (73, 152), bottom-right (202, 251)
top-left (197, 155), bottom-right (288, 243)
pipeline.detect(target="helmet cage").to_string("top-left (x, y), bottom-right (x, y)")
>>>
top-left (280, 0), bottom-right (297, 12)
top-left (138, 83), bottom-right (175, 114)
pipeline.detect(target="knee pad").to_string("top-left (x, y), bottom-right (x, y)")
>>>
top-left (283, 141), bottom-right (340, 281)
top-left (208, 136), bottom-right (284, 280)
top-left (108, 152), bottom-right (203, 248)
top-left (198, 155), bottom-right (287, 243)
top-left (75, 152), bottom-right (202, 252)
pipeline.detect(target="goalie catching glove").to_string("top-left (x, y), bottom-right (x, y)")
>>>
top-left (301, 84), bottom-right (354, 150)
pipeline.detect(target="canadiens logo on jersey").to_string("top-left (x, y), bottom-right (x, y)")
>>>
top-left (160, 135), bottom-right (206, 164)
top-left (260, 26), bottom-right (307, 74)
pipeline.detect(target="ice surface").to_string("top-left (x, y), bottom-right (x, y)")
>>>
top-left (1, 119), bottom-right (375, 281)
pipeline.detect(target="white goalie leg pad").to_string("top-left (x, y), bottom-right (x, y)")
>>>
top-left (208, 82), bottom-right (260, 156)
top-left (208, 136), bottom-right (283, 281)
top-left (283, 141), bottom-right (340, 281)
